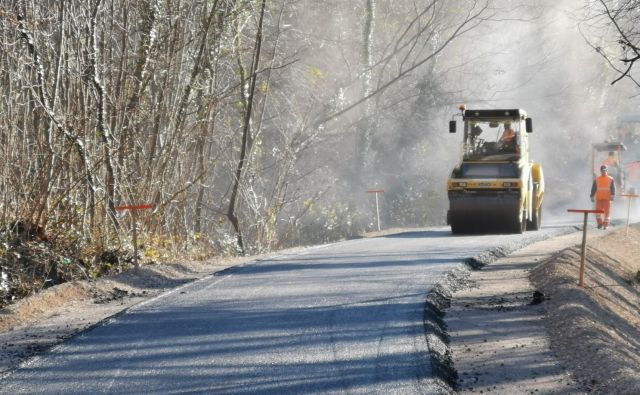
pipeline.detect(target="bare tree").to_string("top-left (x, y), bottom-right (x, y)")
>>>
top-left (301, 1), bottom-right (486, 133)
top-left (587, 0), bottom-right (640, 87)
top-left (12, 0), bottom-right (99, 232)
top-left (0, 0), bottom-right (499, 264)
top-left (89, 0), bottom-right (119, 230)
top-left (356, 0), bottom-right (376, 173)
top-left (226, 0), bottom-right (268, 254)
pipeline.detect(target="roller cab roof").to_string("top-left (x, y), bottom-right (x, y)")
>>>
top-left (463, 109), bottom-right (527, 121)
top-left (618, 113), bottom-right (640, 123)
top-left (592, 142), bottom-right (626, 152)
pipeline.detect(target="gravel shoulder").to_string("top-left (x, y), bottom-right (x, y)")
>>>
top-left (531, 224), bottom-right (640, 394)
top-left (447, 224), bottom-right (640, 394)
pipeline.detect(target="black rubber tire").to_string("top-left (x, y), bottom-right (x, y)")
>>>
top-left (512, 210), bottom-right (526, 234)
top-left (526, 184), bottom-right (542, 231)
top-left (450, 221), bottom-right (464, 234)
top-left (527, 205), bottom-right (542, 231)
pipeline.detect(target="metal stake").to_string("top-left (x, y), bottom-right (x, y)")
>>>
top-left (367, 189), bottom-right (385, 232)
top-left (621, 194), bottom-right (640, 237)
top-left (132, 210), bottom-right (139, 268)
top-left (374, 192), bottom-right (380, 231)
top-left (579, 212), bottom-right (588, 288)
top-left (567, 208), bottom-right (603, 288)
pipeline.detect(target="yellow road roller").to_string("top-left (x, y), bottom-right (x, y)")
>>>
top-left (446, 106), bottom-right (544, 234)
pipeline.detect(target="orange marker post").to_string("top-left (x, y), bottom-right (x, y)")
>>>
top-left (620, 194), bottom-right (640, 236)
top-left (116, 204), bottom-right (155, 268)
top-left (567, 209), bottom-right (604, 287)
top-left (367, 189), bottom-right (385, 231)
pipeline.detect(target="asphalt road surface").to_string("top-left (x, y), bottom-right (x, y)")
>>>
top-left (0, 226), bottom-right (575, 394)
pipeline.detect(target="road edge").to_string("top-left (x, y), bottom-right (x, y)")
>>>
top-left (421, 225), bottom-right (579, 393)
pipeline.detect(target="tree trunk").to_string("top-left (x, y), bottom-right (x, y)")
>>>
top-left (227, 0), bottom-right (267, 254)
top-left (14, 0), bottom-right (98, 231)
top-left (89, 0), bottom-right (119, 230)
top-left (356, 0), bottom-right (376, 174)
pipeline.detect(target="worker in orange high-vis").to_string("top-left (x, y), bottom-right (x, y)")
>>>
top-left (590, 165), bottom-right (616, 229)
top-left (601, 151), bottom-right (621, 185)
top-left (601, 151), bottom-right (619, 168)
top-left (499, 122), bottom-right (517, 151)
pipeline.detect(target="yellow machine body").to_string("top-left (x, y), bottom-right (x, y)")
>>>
top-left (446, 108), bottom-right (544, 234)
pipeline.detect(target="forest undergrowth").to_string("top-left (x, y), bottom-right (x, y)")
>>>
top-left (0, 221), bottom-right (216, 309)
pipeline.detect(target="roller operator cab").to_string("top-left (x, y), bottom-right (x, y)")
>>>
top-left (447, 106), bottom-right (544, 234)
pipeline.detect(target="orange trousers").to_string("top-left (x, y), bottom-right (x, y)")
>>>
top-left (595, 199), bottom-right (611, 226)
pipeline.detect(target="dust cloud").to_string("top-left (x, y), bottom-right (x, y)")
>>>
top-left (281, 0), bottom-right (640, 235)
top-left (441, 0), bottom-right (640, 224)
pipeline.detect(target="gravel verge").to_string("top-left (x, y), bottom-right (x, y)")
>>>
top-left (440, 223), bottom-right (640, 394)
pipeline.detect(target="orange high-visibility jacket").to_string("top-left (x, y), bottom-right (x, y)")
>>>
top-left (500, 128), bottom-right (516, 142)
top-left (590, 175), bottom-right (615, 201)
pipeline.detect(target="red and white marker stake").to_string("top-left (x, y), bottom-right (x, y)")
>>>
top-left (567, 209), bottom-right (604, 287)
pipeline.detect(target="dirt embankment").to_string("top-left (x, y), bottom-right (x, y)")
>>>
top-left (531, 224), bottom-right (640, 393)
